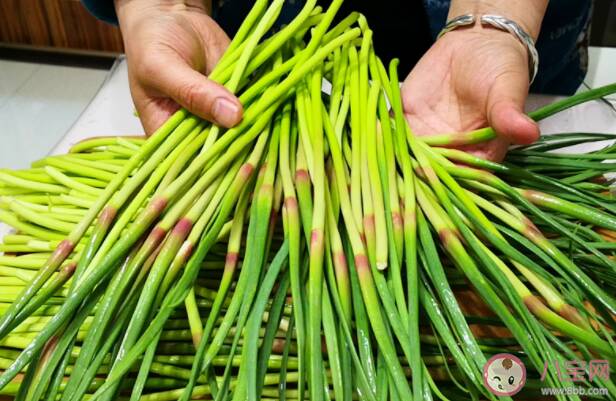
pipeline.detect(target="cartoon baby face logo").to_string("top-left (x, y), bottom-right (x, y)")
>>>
top-left (483, 353), bottom-right (527, 396)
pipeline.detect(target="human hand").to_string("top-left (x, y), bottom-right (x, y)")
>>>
top-left (401, 26), bottom-right (539, 162)
top-left (115, 0), bottom-right (243, 134)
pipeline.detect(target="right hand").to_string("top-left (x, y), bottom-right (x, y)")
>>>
top-left (115, 0), bottom-right (243, 134)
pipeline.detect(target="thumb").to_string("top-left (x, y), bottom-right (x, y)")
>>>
top-left (486, 71), bottom-right (539, 145)
top-left (142, 58), bottom-right (243, 128)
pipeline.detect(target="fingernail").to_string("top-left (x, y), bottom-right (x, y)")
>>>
top-left (212, 97), bottom-right (241, 127)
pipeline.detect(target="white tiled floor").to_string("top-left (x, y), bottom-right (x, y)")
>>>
top-left (0, 60), bottom-right (108, 169)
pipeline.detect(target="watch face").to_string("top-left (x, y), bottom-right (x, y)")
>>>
top-left (483, 353), bottom-right (527, 396)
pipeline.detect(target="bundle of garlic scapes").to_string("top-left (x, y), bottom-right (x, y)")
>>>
top-left (0, 1), bottom-right (615, 400)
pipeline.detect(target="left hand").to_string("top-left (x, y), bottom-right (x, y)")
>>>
top-left (401, 26), bottom-right (540, 162)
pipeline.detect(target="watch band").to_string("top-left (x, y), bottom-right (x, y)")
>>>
top-left (437, 13), bottom-right (539, 84)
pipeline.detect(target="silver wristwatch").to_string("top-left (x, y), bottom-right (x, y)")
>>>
top-left (437, 14), bottom-right (539, 84)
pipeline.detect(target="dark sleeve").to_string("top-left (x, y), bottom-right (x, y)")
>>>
top-left (81, 0), bottom-right (118, 24)
top-left (531, 0), bottom-right (592, 95)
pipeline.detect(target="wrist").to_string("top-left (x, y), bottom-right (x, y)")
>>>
top-left (438, 17), bottom-right (537, 84)
top-left (441, 26), bottom-right (528, 62)
top-left (448, 0), bottom-right (547, 40)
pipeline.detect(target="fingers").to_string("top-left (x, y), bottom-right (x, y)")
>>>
top-left (486, 72), bottom-right (539, 145)
top-left (139, 57), bottom-right (243, 130)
